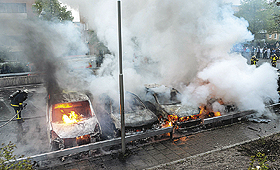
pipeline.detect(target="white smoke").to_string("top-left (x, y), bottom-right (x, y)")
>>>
top-left (60, 0), bottom-right (278, 112)
top-left (180, 56), bottom-right (278, 112)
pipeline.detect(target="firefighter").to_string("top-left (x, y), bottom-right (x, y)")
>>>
top-left (250, 55), bottom-right (258, 66)
top-left (271, 54), bottom-right (279, 68)
top-left (9, 89), bottom-right (28, 122)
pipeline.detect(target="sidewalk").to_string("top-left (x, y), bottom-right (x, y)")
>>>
top-left (43, 116), bottom-right (280, 170)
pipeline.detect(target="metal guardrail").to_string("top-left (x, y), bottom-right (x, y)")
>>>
top-left (203, 110), bottom-right (256, 125)
top-left (0, 72), bottom-right (43, 87)
top-left (0, 72), bottom-right (33, 78)
top-left (15, 126), bottom-right (173, 162)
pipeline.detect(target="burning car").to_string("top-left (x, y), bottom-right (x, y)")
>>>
top-left (143, 84), bottom-right (237, 128)
top-left (144, 84), bottom-right (200, 118)
top-left (47, 91), bottom-right (101, 150)
top-left (102, 91), bottom-right (158, 135)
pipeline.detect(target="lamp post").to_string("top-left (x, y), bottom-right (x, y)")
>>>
top-left (117, 0), bottom-right (125, 154)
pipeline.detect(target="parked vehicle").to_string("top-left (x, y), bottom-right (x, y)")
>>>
top-left (47, 91), bottom-right (101, 150)
top-left (144, 84), bottom-right (199, 119)
top-left (102, 91), bottom-right (158, 134)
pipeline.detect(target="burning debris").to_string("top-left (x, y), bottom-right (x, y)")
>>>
top-left (144, 84), bottom-right (237, 130)
top-left (47, 91), bottom-right (101, 150)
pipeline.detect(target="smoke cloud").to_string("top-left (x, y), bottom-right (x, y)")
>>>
top-left (1, 0), bottom-right (277, 114)
top-left (58, 0), bottom-right (278, 113)
top-left (0, 19), bottom-right (88, 94)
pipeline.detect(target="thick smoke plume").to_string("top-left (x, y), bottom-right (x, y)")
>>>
top-left (59, 0), bottom-right (279, 113)
top-left (0, 0), bottom-right (276, 114)
top-left (0, 19), bottom-right (88, 95)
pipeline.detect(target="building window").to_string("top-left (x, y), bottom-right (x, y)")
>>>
top-left (0, 3), bottom-right (26, 13)
top-left (275, 34), bottom-right (278, 39)
top-left (269, 34), bottom-right (272, 38)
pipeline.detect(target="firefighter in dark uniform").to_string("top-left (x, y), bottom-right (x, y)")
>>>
top-left (250, 55), bottom-right (258, 66)
top-left (271, 54), bottom-right (279, 68)
top-left (9, 89), bottom-right (28, 122)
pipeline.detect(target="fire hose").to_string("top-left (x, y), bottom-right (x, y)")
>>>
top-left (0, 113), bottom-right (19, 128)
top-left (0, 103), bottom-right (31, 129)
top-left (0, 116), bottom-right (45, 123)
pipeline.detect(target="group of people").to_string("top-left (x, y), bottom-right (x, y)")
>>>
top-left (250, 53), bottom-right (279, 67)
top-left (245, 46), bottom-right (280, 59)
top-left (244, 43), bottom-right (280, 67)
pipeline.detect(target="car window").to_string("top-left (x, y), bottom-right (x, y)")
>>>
top-left (124, 93), bottom-right (145, 112)
top-left (52, 101), bottom-right (92, 123)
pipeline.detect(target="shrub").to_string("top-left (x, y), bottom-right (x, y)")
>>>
top-left (0, 141), bottom-right (33, 170)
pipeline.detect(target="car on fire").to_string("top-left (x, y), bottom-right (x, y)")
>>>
top-left (144, 84), bottom-right (201, 119)
top-left (47, 91), bottom-right (101, 150)
top-left (102, 91), bottom-right (158, 135)
top-left (143, 84), bottom-right (237, 123)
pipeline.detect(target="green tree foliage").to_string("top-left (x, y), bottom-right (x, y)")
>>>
top-left (0, 142), bottom-right (33, 170)
top-left (234, 0), bottom-right (275, 35)
top-left (33, 0), bottom-right (74, 22)
top-left (269, 0), bottom-right (280, 32)
top-left (248, 152), bottom-right (268, 170)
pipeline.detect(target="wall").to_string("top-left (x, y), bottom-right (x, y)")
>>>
top-left (0, 75), bottom-right (43, 87)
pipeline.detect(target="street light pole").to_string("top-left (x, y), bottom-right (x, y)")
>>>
top-left (117, 0), bottom-right (125, 154)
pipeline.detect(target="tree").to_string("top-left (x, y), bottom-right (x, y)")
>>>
top-left (0, 142), bottom-right (33, 169)
top-left (33, 0), bottom-right (74, 22)
top-left (234, 0), bottom-right (275, 36)
top-left (269, 0), bottom-right (280, 32)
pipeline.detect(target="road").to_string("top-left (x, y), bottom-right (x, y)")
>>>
top-left (0, 84), bottom-right (50, 157)
top-left (0, 57), bottom-right (278, 161)
top-left (0, 84), bottom-right (116, 157)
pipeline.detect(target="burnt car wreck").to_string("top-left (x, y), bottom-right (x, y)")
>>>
top-left (102, 91), bottom-right (159, 136)
top-left (143, 84), bottom-right (238, 129)
top-left (47, 91), bottom-right (102, 150)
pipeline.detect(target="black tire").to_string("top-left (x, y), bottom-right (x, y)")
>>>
top-left (51, 141), bottom-right (59, 151)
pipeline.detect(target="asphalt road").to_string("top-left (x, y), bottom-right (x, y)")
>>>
top-left (0, 84), bottom-right (116, 158)
top-left (0, 84), bottom-right (50, 157)
top-left (0, 58), bottom-right (278, 161)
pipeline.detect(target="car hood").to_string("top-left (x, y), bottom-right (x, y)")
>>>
top-left (111, 109), bottom-right (158, 128)
top-left (161, 104), bottom-right (199, 117)
top-left (51, 117), bottom-right (99, 138)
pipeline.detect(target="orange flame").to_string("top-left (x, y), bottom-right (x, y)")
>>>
top-left (54, 103), bottom-right (73, 109)
top-left (214, 111), bottom-right (221, 117)
top-left (62, 111), bottom-right (81, 124)
top-left (161, 105), bottom-right (222, 128)
top-left (162, 120), bottom-right (173, 128)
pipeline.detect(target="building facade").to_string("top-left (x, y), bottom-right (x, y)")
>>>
top-left (0, 0), bottom-right (36, 20)
top-left (0, 0), bottom-right (36, 64)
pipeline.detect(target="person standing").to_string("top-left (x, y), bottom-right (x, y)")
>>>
top-left (256, 46), bottom-right (260, 58)
top-left (251, 46), bottom-right (255, 57)
top-left (272, 48), bottom-right (276, 56)
top-left (263, 47), bottom-right (267, 59)
top-left (271, 54), bottom-right (279, 68)
top-left (276, 48), bottom-right (280, 58)
top-left (267, 47), bottom-right (271, 59)
top-left (9, 89), bottom-right (28, 122)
